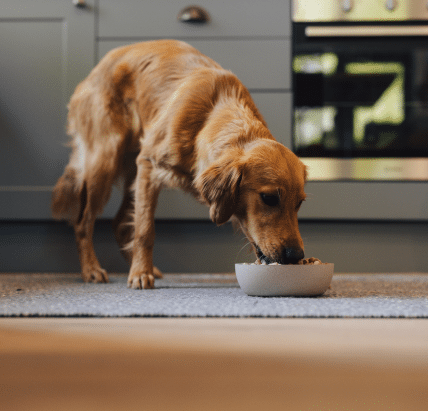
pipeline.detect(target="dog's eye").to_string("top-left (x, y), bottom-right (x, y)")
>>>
top-left (260, 193), bottom-right (280, 207)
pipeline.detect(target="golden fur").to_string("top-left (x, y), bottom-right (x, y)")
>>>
top-left (52, 40), bottom-right (307, 289)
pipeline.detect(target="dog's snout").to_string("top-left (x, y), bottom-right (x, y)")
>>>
top-left (280, 247), bottom-right (304, 265)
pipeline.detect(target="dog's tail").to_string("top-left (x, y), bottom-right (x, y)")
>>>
top-left (51, 165), bottom-right (86, 225)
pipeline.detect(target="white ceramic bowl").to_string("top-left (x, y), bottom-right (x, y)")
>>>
top-left (235, 263), bottom-right (334, 297)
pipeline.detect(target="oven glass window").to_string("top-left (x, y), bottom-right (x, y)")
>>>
top-left (293, 49), bottom-right (428, 158)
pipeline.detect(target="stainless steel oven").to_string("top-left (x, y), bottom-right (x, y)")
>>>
top-left (292, 0), bottom-right (428, 220)
top-left (293, 0), bottom-right (428, 180)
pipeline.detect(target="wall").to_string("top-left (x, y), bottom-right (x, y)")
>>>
top-left (1, 220), bottom-right (427, 274)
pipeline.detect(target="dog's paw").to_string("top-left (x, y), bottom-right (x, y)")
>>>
top-left (127, 272), bottom-right (155, 289)
top-left (153, 266), bottom-right (163, 279)
top-left (82, 266), bottom-right (109, 283)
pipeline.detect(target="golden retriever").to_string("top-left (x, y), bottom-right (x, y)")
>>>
top-left (52, 39), bottom-right (307, 289)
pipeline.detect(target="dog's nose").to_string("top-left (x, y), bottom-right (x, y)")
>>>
top-left (280, 247), bottom-right (304, 264)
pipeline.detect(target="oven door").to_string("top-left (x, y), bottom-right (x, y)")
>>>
top-left (293, 22), bottom-right (428, 181)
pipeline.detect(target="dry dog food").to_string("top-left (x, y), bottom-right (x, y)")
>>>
top-left (244, 257), bottom-right (325, 266)
top-left (297, 257), bottom-right (323, 265)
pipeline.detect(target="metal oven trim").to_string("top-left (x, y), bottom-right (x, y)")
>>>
top-left (302, 158), bottom-right (428, 181)
top-left (305, 25), bottom-right (428, 37)
top-left (293, 0), bottom-right (428, 22)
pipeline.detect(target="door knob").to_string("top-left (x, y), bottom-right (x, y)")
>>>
top-left (73, 0), bottom-right (87, 8)
top-left (178, 6), bottom-right (210, 24)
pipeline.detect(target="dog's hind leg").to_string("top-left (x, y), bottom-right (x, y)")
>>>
top-left (53, 133), bottom-right (125, 283)
top-left (112, 181), bottom-right (135, 267)
top-left (52, 145), bottom-right (103, 282)
top-left (112, 153), bottom-right (136, 267)
top-left (73, 178), bottom-right (109, 284)
top-left (77, 137), bottom-right (132, 283)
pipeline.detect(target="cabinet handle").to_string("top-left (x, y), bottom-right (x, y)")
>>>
top-left (73, 0), bottom-right (87, 8)
top-left (177, 6), bottom-right (210, 24)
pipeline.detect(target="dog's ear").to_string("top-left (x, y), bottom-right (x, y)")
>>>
top-left (303, 164), bottom-right (308, 182)
top-left (194, 150), bottom-right (244, 225)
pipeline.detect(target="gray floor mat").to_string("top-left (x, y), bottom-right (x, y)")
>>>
top-left (1, 273), bottom-right (428, 318)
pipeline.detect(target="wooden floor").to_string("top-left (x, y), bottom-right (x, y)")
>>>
top-left (1, 318), bottom-right (428, 411)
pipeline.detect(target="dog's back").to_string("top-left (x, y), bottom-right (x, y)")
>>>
top-left (67, 39), bottom-right (223, 148)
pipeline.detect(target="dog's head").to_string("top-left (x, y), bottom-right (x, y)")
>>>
top-left (195, 139), bottom-right (307, 264)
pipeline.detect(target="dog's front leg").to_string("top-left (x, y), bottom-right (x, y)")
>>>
top-left (127, 156), bottom-right (160, 289)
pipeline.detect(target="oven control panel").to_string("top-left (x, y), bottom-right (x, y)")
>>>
top-left (293, 0), bottom-right (428, 21)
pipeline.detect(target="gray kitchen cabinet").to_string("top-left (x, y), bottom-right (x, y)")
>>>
top-left (1, 0), bottom-right (292, 220)
top-left (97, 0), bottom-right (291, 38)
top-left (0, 0), bottom-right (95, 219)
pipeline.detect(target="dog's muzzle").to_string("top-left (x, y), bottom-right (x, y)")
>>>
top-left (280, 247), bottom-right (304, 264)
top-left (256, 245), bottom-right (304, 265)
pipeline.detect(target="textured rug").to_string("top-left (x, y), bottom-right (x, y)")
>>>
top-left (1, 273), bottom-right (428, 318)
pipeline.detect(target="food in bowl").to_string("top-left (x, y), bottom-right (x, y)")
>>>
top-left (235, 258), bottom-right (334, 297)
top-left (248, 257), bottom-right (324, 266)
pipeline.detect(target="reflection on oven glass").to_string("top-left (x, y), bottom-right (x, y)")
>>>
top-left (293, 53), bottom-right (411, 157)
top-left (293, 51), bottom-right (428, 159)
top-left (347, 62), bottom-right (404, 148)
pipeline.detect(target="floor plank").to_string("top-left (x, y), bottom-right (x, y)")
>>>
top-left (1, 318), bottom-right (428, 410)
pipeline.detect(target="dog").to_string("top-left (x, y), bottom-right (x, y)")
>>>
top-left (52, 39), bottom-right (307, 289)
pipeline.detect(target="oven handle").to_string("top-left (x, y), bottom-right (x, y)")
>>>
top-left (305, 25), bottom-right (428, 37)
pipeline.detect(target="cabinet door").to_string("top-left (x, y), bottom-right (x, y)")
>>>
top-left (0, 0), bottom-right (95, 219)
top-left (98, 0), bottom-right (290, 38)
